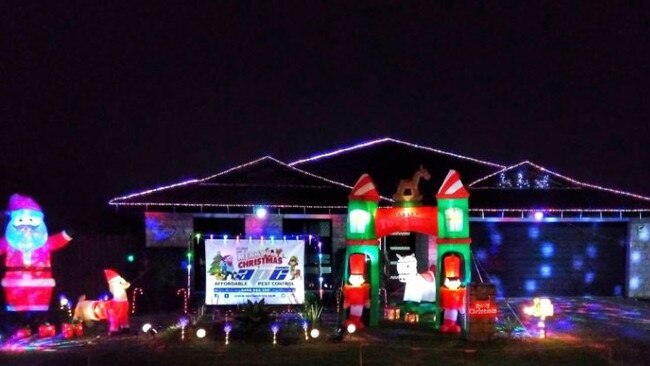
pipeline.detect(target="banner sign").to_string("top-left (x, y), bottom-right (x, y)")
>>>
top-left (204, 239), bottom-right (305, 305)
top-left (375, 206), bottom-right (438, 237)
top-left (468, 300), bottom-right (497, 317)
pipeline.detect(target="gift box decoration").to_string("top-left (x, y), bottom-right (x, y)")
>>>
top-left (404, 312), bottom-right (420, 323)
top-left (383, 306), bottom-right (400, 320)
top-left (38, 323), bottom-right (56, 338)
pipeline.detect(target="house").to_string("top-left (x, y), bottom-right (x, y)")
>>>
top-left (110, 138), bottom-right (650, 299)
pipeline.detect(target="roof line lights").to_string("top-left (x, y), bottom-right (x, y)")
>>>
top-left (468, 160), bottom-right (650, 202)
top-left (469, 208), bottom-right (650, 213)
top-left (288, 137), bottom-right (505, 168)
top-left (109, 156), bottom-right (394, 205)
top-left (111, 202), bottom-right (350, 209)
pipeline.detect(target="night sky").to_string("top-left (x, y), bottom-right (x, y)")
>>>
top-left (2, 2), bottom-right (649, 232)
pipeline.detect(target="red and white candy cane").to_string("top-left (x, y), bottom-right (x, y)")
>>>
top-left (177, 288), bottom-right (188, 314)
top-left (131, 287), bottom-right (143, 314)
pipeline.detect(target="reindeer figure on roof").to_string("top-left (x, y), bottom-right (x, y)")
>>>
top-left (393, 165), bottom-right (430, 203)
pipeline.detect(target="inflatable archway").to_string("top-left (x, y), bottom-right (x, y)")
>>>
top-left (341, 170), bottom-right (471, 330)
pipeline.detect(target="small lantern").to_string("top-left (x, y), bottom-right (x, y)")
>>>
top-left (384, 306), bottom-right (400, 320)
top-left (38, 323), bottom-right (56, 338)
top-left (404, 312), bottom-right (419, 323)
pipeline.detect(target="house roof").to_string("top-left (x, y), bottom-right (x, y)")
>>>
top-left (109, 139), bottom-right (650, 214)
top-left (468, 161), bottom-right (650, 212)
top-left (109, 156), bottom-right (392, 210)
top-left (289, 138), bottom-right (504, 206)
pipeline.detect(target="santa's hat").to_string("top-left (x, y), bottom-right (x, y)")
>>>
top-left (349, 253), bottom-right (366, 276)
top-left (6, 194), bottom-right (42, 213)
top-left (104, 269), bottom-right (121, 282)
top-left (443, 255), bottom-right (461, 279)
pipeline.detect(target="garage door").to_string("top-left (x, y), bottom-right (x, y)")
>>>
top-left (471, 221), bottom-right (626, 297)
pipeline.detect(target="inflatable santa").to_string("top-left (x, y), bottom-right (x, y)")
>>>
top-left (104, 269), bottom-right (131, 334)
top-left (440, 254), bottom-right (466, 333)
top-left (343, 253), bottom-right (370, 330)
top-left (0, 194), bottom-right (72, 311)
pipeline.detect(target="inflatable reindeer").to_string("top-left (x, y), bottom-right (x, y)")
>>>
top-left (74, 269), bottom-right (131, 335)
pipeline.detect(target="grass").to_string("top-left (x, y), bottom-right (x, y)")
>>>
top-left (0, 336), bottom-right (611, 366)
top-left (0, 321), bottom-right (616, 366)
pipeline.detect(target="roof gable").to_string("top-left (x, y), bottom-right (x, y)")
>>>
top-left (467, 161), bottom-right (650, 211)
top-left (469, 161), bottom-right (579, 190)
top-left (109, 156), bottom-right (392, 208)
top-left (289, 138), bottom-right (504, 204)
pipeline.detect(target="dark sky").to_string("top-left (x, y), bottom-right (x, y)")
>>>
top-left (1, 2), bottom-right (649, 231)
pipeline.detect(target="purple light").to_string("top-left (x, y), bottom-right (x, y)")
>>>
top-left (534, 211), bottom-right (544, 221)
top-left (224, 323), bottom-right (232, 333)
top-left (59, 295), bottom-right (70, 307)
top-left (271, 323), bottom-right (280, 333)
top-left (179, 316), bottom-right (189, 327)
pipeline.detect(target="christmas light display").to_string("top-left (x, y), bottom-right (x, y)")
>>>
top-left (224, 323), bottom-right (232, 345)
top-left (38, 323), bottom-right (56, 338)
top-left (289, 137), bottom-right (504, 168)
top-left (302, 320), bottom-right (309, 340)
top-left (177, 288), bottom-right (189, 314)
top-left (470, 161), bottom-right (650, 202)
top-left (179, 316), bottom-right (189, 340)
top-left (72, 269), bottom-right (131, 335)
top-left (341, 168), bottom-right (472, 331)
top-left (343, 253), bottom-right (371, 330)
top-left (523, 297), bottom-right (554, 338)
top-left (396, 253), bottom-right (436, 304)
top-left (271, 323), bottom-right (280, 345)
top-left (109, 156), bottom-right (362, 208)
top-left (439, 255), bottom-right (466, 333)
top-left (131, 287), bottom-right (143, 314)
top-left (0, 194), bottom-right (72, 311)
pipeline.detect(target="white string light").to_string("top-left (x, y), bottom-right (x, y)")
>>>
top-left (111, 202), bottom-right (350, 209)
top-left (110, 156), bottom-right (396, 206)
top-left (469, 161), bottom-right (650, 202)
top-left (289, 137), bottom-right (505, 168)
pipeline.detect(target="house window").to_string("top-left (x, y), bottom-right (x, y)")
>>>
top-left (445, 208), bottom-right (463, 232)
top-left (349, 209), bottom-right (371, 234)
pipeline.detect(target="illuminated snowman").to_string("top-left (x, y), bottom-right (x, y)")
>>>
top-left (0, 194), bottom-right (71, 311)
